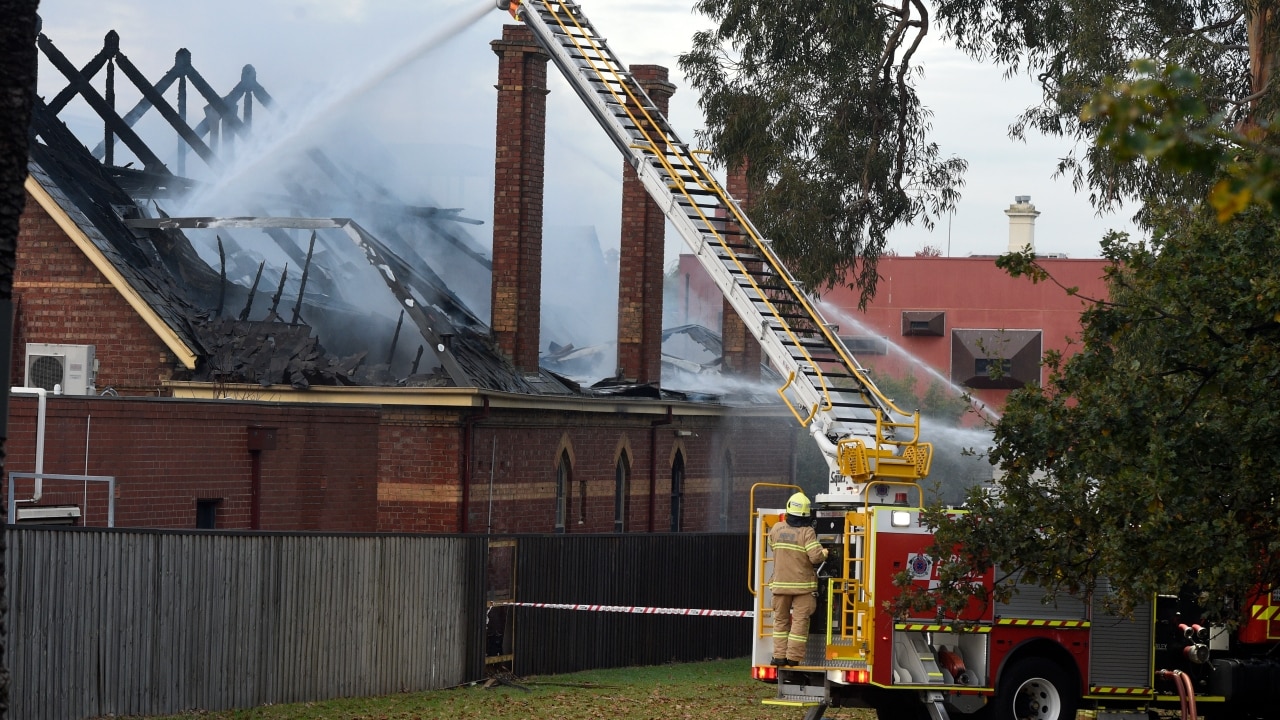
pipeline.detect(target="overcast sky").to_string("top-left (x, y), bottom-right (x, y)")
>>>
top-left (36, 0), bottom-right (1138, 265)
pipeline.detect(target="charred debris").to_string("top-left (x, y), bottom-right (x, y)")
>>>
top-left (27, 24), bottom-right (772, 404)
top-left (29, 25), bottom-right (576, 395)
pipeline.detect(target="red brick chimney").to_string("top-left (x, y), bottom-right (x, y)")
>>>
top-left (617, 65), bottom-right (675, 384)
top-left (721, 163), bottom-right (762, 380)
top-left (490, 26), bottom-right (548, 374)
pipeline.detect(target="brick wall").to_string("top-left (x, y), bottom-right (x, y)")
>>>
top-left (490, 25), bottom-right (549, 373)
top-left (376, 406), bottom-right (466, 533)
top-left (4, 393), bottom-right (794, 535)
top-left (721, 163), bottom-right (762, 379)
top-left (5, 396), bottom-right (380, 531)
top-left (14, 192), bottom-right (181, 395)
top-left (462, 410), bottom-right (794, 535)
top-left (617, 65), bottom-right (676, 384)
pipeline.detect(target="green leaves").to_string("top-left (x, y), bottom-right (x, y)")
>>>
top-left (681, 0), bottom-right (966, 304)
top-left (914, 208), bottom-right (1280, 624)
top-left (1085, 59), bottom-right (1280, 221)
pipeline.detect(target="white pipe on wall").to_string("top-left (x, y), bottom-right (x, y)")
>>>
top-left (11, 387), bottom-right (48, 503)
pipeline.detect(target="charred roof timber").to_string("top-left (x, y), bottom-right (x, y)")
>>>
top-left (25, 22), bottom-right (748, 403)
top-left (124, 216), bottom-right (475, 388)
top-left (27, 25), bottom-right (576, 395)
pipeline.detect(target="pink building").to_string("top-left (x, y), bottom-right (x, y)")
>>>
top-left (678, 198), bottom-right (1111, 415)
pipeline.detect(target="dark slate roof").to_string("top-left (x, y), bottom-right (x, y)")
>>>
top-left (25, 98), bottom-right (578, 394)
top-left (27, 141), bottom-right (207, 357)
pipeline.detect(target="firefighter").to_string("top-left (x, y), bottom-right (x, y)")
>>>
top-left (768, 492), bottom-right (828, 666)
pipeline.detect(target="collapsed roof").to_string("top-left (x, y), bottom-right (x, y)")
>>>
top-left (26, 24), bottom-right (775, 405)
top-left (29, 26), bottom-right (577, 394)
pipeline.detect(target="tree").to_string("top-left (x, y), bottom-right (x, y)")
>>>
top-left (685, 0), bottom-right (1280, 620)
top-left (679, 0), bottom-right (967, 306)
top-left (907, 209), bottom-right (1280, 624)
top-left (681, 1), bottom-right (1276, 299)
top-left (0, 1), bottom-right (42, 715)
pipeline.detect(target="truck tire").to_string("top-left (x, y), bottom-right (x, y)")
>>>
top-left (989, 656), bottom-right (1078, 720)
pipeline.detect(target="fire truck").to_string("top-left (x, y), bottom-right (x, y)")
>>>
top-left (500, 1), bottom-right (1280, 718)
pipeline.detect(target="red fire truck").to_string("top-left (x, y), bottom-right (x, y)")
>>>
top-left (747, 486), bottom-right (1280, 720)
top-left (502, 2), bottom-right (1280, 718)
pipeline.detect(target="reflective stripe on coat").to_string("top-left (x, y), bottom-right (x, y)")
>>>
top-left (768, 520), bottom-right (825, 595)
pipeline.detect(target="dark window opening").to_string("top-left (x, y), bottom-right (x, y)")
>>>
top-left (670, 452), bottom-right (685, 532)
top-left (841, 336), bottom-right (888, 355)
top-left (556, 451), bottom-right (571, 533)
top-left (975, 358), bottom-right (1013, 378)
top-left (196, 498), bottom-right (221, 530)
top-left (901, 310), bottom-right (946, 336)
top-left (952, 329), bottom-right (1042, 389)
top-left (615, 454), bottom-right (631, 533)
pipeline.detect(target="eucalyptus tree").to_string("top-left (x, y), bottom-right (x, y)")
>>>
top-left (680, 0), bottom-right (1272, 299)
top-left (683, 0), bottom-right (1280, 619)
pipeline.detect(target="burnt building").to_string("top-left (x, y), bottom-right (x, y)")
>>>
top-left (7, 23), bottom-right (796, 533)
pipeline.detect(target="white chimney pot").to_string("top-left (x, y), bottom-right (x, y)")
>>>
top-left (1005, 196), bottom-right (1040, 254)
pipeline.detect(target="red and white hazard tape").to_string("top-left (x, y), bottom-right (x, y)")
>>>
top-left (489, 601), bottom-right (754, 618)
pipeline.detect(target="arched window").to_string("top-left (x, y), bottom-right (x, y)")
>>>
top-left (670, 451), bottom-right (685, 532)
top-left (615, 452), bottom-right (631, 533)
top-left (556, 450), bottom-right (571, 534)
top-left (719, 451), bottom-right (732, 532)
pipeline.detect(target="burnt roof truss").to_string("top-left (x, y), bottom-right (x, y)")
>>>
top-left (37, 26), bottom-right (271, 180)
top-left (124, 216), bottom-right (473, 387)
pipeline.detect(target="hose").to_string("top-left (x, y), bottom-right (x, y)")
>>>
top-left (1178, 670), bottom-right (1197, 720)
top-left (1158, 669), bottom-right (1196, 720)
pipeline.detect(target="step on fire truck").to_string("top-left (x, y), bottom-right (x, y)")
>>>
top-left (499, 2), bottom-right (1280, 718)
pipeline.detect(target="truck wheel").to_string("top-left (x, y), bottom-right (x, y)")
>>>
top-left (989, 656), bottom-right (1078, 720)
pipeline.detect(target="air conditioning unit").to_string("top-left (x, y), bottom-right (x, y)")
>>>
top-left (24, 343), bottom-right (96, 395)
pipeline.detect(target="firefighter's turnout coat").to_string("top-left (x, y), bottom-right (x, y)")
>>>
top-left (768, 518), bottom-right (826, 594)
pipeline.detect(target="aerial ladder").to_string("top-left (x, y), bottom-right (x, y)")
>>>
top-left (493, 10), bottom-right (1280, 720)
top-left (497, 0), bottom-right (933, 499)
top-left (498, 3), bottom-right (940, 718)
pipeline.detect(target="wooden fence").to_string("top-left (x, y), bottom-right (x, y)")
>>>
top-left (5, 527), bottom-right (486, 720)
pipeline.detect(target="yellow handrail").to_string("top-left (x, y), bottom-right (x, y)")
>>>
top-left (747, 482), bottom-right (802, 596)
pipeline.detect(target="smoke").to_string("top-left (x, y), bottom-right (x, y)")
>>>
top-left (541, 225), bottom-right (619, 354)
top-left (917, 418), bottom-right (997, 507)
top-left (177, 1), bottom-right (496, 212)
top-left (103, 2), bottom-right (508, 380)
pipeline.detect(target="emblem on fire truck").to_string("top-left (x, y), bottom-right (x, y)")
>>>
top-left (908, 553), bottom-right (933, 580)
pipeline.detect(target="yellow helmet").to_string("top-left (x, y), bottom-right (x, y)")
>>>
top-left (786, 492), bottom-right (811, 517)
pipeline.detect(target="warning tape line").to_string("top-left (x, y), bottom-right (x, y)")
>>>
top-left (489, 601), bottom-right (755, 618)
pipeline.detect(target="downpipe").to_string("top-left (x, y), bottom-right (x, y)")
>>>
top-left (10, 386), bottom-right (48, 504)
top-left (649, 405), bottom-right (673, 532)
top-left (460, 396), bottom-right (491, 533)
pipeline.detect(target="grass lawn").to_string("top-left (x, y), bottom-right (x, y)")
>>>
top-left (145, 658), bottom-right (879, 720)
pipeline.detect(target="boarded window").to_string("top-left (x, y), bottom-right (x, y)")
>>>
top-left (615, 453), bottom-right (630, 533)
top-left (670, 452), bottom-right (686, 532)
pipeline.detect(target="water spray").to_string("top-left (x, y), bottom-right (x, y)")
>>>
top-left (817, 300), bottom-right (1002, 424)
top-left (182, 1), bottom-right (499, 214)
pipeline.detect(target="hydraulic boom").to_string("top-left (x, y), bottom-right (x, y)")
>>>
top-left (499, 0), bottom-right (932, 504)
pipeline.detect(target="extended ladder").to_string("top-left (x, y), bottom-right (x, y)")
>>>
top-left (513, 0), bottom-right (929, 481)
